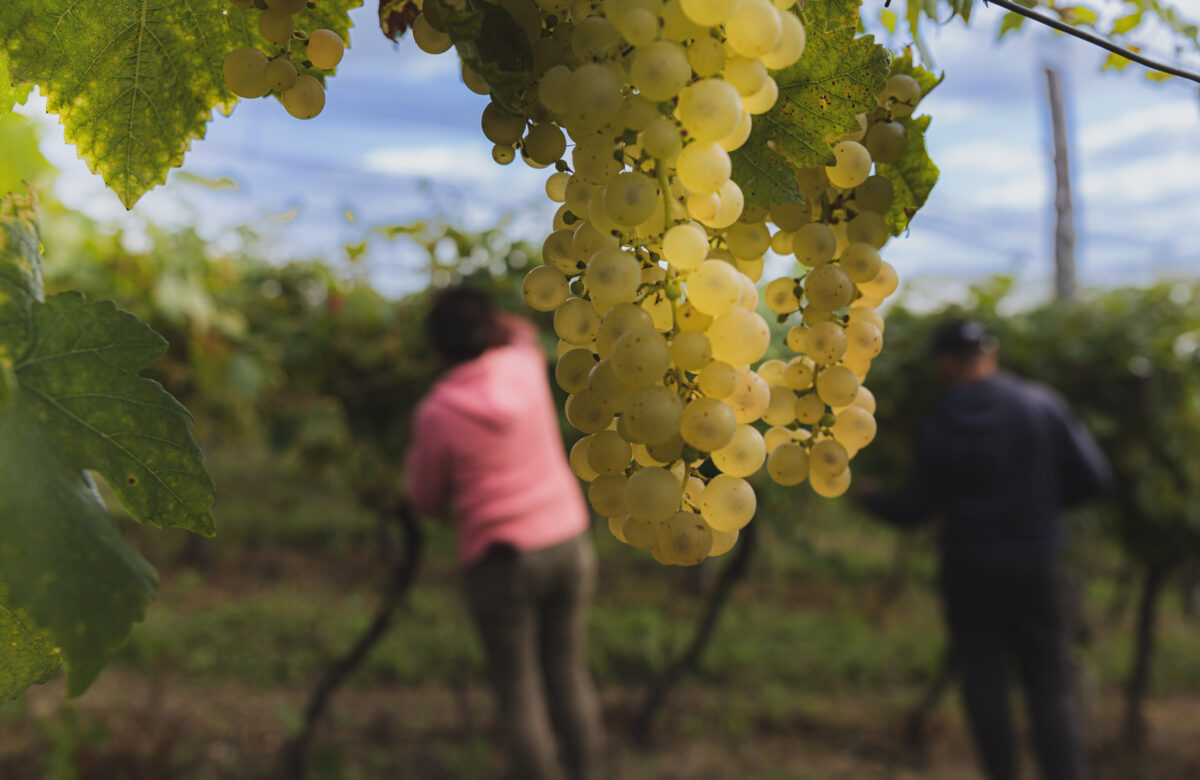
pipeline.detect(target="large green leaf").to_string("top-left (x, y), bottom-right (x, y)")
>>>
top-left (0, 191), bottom-right (212, 698)
top-left (0, 55), bottom-right (31, 113)
top-left (730, 1), bottom-right (890, 208)
top-left (0, 1), bottom-right (361, 208)
top-left (0, 584), bottom-right (60, 701)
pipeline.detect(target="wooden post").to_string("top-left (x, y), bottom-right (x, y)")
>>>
top-left (1044, 67), bottom-right (1076, 301)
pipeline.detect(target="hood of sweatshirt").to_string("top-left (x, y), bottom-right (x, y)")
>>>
top-left (428, 347), bottom-right (528, 432)
top-left (938, 373), bottom-right (1021, 434)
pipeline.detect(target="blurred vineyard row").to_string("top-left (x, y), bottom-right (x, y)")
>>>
top-left (3, 110), bottom-right (1200, 778)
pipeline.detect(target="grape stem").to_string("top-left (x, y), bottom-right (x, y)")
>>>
top-left (982, 0), bottom-right (1200, 85)
top-left (655, 162), bottom-right (673, 234)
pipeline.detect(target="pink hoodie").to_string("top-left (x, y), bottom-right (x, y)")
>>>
top-left (405, 315), bottom-right (590, 566)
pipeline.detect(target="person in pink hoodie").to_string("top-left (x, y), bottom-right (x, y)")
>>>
top-left (405, 286), bottom-right (604, 780)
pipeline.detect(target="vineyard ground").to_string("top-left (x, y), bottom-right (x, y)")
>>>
top-left (2, 446), bottom-right (1199, 779)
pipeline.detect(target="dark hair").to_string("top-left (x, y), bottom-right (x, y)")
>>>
top-left (931, 319), bottom-right (997, 359)
top-left (426, 286), bottom-right (504, 363)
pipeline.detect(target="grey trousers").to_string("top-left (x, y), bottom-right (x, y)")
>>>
top-left (464, 533), bottom-right (606, 780)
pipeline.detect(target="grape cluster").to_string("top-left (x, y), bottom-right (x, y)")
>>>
top-left (413, 0), bottom-right (922, 564)
top-left (222, 0), bottom-right (345, 119)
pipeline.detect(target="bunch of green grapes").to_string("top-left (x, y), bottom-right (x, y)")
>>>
top-left (408, 0), bottom-right (922, 564)
top-left (222, 0), bottom-right (346, 119)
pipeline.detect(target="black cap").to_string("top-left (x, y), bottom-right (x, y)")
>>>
top-left (931, 319), bottom-right (995, 358)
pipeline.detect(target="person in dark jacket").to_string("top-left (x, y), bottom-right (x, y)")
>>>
top-left (859, 320), bottom-right (1110, 780)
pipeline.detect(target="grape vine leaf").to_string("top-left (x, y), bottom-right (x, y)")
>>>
top-left (0, 1), bottom-right (361, 209)
top-left (0, 191), bottom-right (213, 698)
top-left (0, 55), bottom-right (31, 113)
top-left (730, 2), bottom-right (890, 209)
top-left (877, 53), bottom-right (941, 235)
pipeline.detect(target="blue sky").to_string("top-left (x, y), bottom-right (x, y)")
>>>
top-left (17, 3), bottom-right (1200, 302)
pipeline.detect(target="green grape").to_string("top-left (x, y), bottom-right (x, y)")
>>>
top-left (717, 110), bottom-right (753, 152)
top-left (804, 263), bottom-right (854, 310)
top-left (879, 74), bottom-right (921, 118)
top-left (834, 112), bottom-right (868, 143)
top-left (569, 436), bottom-right (599, 481)
top-left (847, 211), bottom-right (889, 249)
top-left (538, 65), bottom-right (573, 114)
top-left (764, 277), bottom-right (799, 315)
top-left (282, 75), bottom-right (325, 119)
top-left (626, 467), bottom-right (683, 522)
top-left (725, 221), bottom-right (770, 260)
top-left (223, 47), bottom-right (270, 99)
top-left (865, 120), bottom-right (907, 164)
top-left (567, 63), bottom-right (623, 130)
top-left (641, 117), bottom-right (684, 162)
top-left (852, 385), bottom-right (876, 414)
top-left (679, 397), bottom-right (737, 451)
top-left (676, 300), bottom-right (714, 332)
top-left (858, 260), bottom-right (898, 299)
top-left (825, 141), bottom-right (872, 189)
top-left (588, 429), bottom-right (634, 475)
top-left (567, 389), bottom-right (615, 434)
top-left (623, 386), bottom-right (684, 445)
top-left (522, 265), bottom-right (569, 311)
top-left (413, 14), bottom-right (453, 54)
top-left (679, 0), bottom-right (741, 24)
top-left (573, 221), bottom-right (618, 266)
top-left (631, 41), bottom-right (692, 102)
top-left (557, 348), bottom-right (600, 393)
top-left (662, 0), bottom-right (706, 40)
top-left (555, 297), bottom-right (602, 344)
top-left (831, 406), bottom-right (876, 450)
top-left (616, 7), bottom-right (660, 46)
top-left (810, 438), bottom-right (848, 479)
top-left (482, 102), bottom-right (527, 145)
top-left (541, 229), bottom-right (577, 274)
top-left (722, 57), bottom-right (766, 98)
top-left (760, 9), bottom-right (806, 69)
top-left (725, 0), bottom-right (781, 58)
top-left (845, 320), bottom-right (883, 362)
top-left (727, 368), bottom-right (770, 424)
top-left (771, 201), bottom-right (809, 232)
top-left (589, 474), bottom-right (628, 516)
top-left (698, 474), bottom-right (756, 532)
top-left (685, 259), bottom-right (741, 316)
top-left (265, 58), bottom-right (298, 92)
top-left (741, 77), bottom-right (778, 115)
top-left (846, 305), bottom-right (884, 334)
top-left (604, 172), bottom-right (659, 227)
top-left (783, 355), bottom-right (815, 390)
top-left (709, 527), bottom-right (739, 557)
top-left (670, 331), bottom-right (712, 371)
top-left (677, 142), bottom-right (731, 194)
top-left (307, 29), bottom-right (345, 69)
top-left (646, 433), bottom-right (685, 464)
top-left (701, 179), bottom-right (745, 229)
top-left (734, 271), bottom-right (759, 308)
top-left (840, 242), bottom-right (881, 283)
top-left (686, 37), bottom-right (726, 77)
top-left (707, 308), bottom-right (770, 366)
top-left (546, 172), bottom-right (570, 203)
top-left (696, 360), bottom-right (737, 398)
top-left (587, 359), bottom-right (633, 412)
top-left (662, 222), bottom-right (708, 271)
top-left (633, 442), bottom-right (668, 467)
top-left (658, 511), bottom-right (714, 566)
top-left (767, 441), bottom-right (809, 486)
top-left (793, 222), bottom-right (836, 266)
top-left (573, 136), bottom-right (623, 185)
top-left (815, 365), bottom-right (859, 407)
top-left (795, 392), bottom-right (825, 424)
top-left (596, 303), bottom-right (654, 358)
top-left (805, 320), bottom-right (847, 365)
top-left (525, 123), bottom-right (567, 165)
top-left (762, 385), bottom-right (797, 426)
top-left (564, 176), bottom-right (597, 216)
top-left (811, 466), bottom-right (851, 498)
top-left (763, 425), bottom-right (793, 453)
top-left (711, 424), bottom-right (766, 477)
top-left (622, 515), bottom-right (660, 548)
top-left (586, 248), bottom-right (641, 305)
top-left (770, 229), bottom-right (796, 255)
top-left (462, 63), bottom-right (491, 95)
top-left (687, 191), bottom-right (719, 223)
top-left (259, 10), bottom-right (294, 45)
top-left (610, 327), bottom-right (671, 388)
top-left (853, 175), bottom-right (894, 214)
top-left (572, 15), bottom-right (622, 60)
top-left (608, 515), bottom-right (628, 543)
top-left (677, 79), bottom-right (742, 143)
top-left (757, 359), bottom-right (786, 386)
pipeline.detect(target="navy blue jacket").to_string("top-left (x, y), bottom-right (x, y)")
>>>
top-left (864, 372), bottom-right (1111, 560)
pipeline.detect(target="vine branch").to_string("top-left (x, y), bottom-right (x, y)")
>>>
top-left (982, 0), bottom-right (1200, 85)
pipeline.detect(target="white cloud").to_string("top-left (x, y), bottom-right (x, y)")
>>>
top-left (1079, 99), bottom-right (1199, 156)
